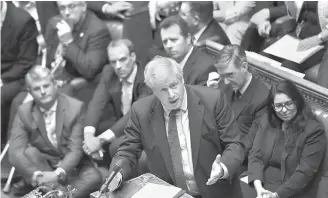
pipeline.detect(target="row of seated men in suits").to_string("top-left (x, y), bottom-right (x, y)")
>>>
top-left (1, 0), bottom-right (134, 143)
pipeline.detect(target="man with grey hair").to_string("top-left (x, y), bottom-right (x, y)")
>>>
top-left (8, 66), bottom-right (102, 197)
top-left (208, 45), bottom-right (269, 173)
top-left (107, 57), bottom-right (245, 198)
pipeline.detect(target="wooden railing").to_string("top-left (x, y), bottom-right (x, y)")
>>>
top-left (201, 40), bottom-right (328, 112)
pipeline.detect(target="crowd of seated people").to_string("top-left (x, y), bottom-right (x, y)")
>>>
top-left (1, 1), bottom-right (328, 198)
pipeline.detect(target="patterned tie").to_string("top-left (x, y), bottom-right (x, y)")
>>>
top-left (167, 109), bottom-right (188, 190)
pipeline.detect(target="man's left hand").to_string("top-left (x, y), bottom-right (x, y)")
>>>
top-left (206, 154), bottom-right (224, 185)
top-left (38, 171), bottom-right (58, 186)
top-left (297, 36), bottom-right (321, 51)
top-left (56, 20), bottom-right (74, 45)
top-left (83, 134), bottom-right (103, 154)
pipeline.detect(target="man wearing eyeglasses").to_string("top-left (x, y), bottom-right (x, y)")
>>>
top-left (44, 1), bottom-right (111, 88)
top-left (208, 45), bottom-right (270, 174)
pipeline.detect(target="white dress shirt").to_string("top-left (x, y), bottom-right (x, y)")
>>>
top-left (39, 101), bottom-right (58, 147)
top-left (121, 64), bottom-right (137, 115)
top-left (162, 87), bottom-right (229, 194)
top-left (179, 47), bottom-right (194, 69)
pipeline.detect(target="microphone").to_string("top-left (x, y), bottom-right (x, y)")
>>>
top-left (98, 159), bottom-right (124, 196)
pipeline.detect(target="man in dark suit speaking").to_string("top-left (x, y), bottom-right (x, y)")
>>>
top-left (107, 57), bottom-right (245, 198)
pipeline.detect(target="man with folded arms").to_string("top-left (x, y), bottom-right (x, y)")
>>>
top-left (106, 57), bottom-right (245, 198)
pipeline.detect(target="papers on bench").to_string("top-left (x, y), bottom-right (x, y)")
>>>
top-left (246, 51), bottom-right (305, 79)
top-left (131, 183), bottom-right (185, 198)
top-left (263, 34), bottom-right (324, 64)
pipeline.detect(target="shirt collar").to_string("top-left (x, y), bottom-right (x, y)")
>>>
top-left (1, 1), bottom-right (7, 25)
top-left (163, 87), bottom-right (188, 115)
top-left (121, 64), bottom-right (138, 84)
top-left (39, 100), bottom-right (58, 113)
top-left (179, 47), bottom-right (193, 68)
top-left (239, 73), bottom-right (252, 94)
top-left (193, 24), bottom-right (208, 43)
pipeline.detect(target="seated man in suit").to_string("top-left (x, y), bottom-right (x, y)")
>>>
top-left (8, 66), bottom-right (102, 197)
top-left (83, 39), bottom-right (151, 162)
top-left (179, 1), bottom-right (231, 46)
top-left (45, 1), bottom-right (111, 85)
top-left (146, 1), bottom-right (230, 65)
top-left (159, 15), bottom-right (216, 85)
top-left (208, 45), bottom-right (270, 173)
top-left (106, 57), bottom-right (245, 198)
top-left (1, 1), bottom-right (38, 144)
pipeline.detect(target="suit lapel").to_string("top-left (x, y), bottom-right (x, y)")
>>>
top-left (183, 49), bottom-right (197, 81)
top-left (149, 100), bottom-right (175, 180)
top-left (55, 96), bottom-right (65, 146)
top-left (186, 87), bottom-right (205, 169)
top-left (32, 104), bottom-right (57, 150)
top-left (198, 19), bottom-right (215, 42)
top-left (263, 128), bottom-right (278, 166)
top-left (233, 77), bottom-right (257, 118)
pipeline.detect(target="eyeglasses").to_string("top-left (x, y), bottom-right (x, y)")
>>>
top-left (220, 73), bottom-right (236, 80)
top-left (58, 3), bottom-right (83, 12)
top-left (272, 100), bottom-right (295, 112)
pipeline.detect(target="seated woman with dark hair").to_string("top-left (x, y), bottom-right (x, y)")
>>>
top-left (241, 80), bottom-right (327, 198)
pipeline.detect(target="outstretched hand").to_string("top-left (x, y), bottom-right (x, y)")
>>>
top-left (206, 154), bottom-right (224, 185)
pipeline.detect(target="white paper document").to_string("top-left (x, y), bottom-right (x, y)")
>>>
top-left (264, 34), bottom-right (324, 64)
top-left (131, 183), bottom-right (184, 198)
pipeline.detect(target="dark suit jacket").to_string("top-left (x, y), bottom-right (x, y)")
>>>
top-left (220, 77), bottom-right (270, 152)
top-left (197, 19), bottom-right (231, 45)
top-left (36, 1), bottom-right (113, 36)
top-left (1, 2), bottom-right (38, 84)
top-left (183, 48), bottom-right (216, 86)
top-left (85, 64), bottom-right (151, 137)
top-left (8, 94), bottom-right (85, 179)
top-left (248, 115), bottom-right (327, 198)
top-left (45, 11), bottom-right (111, 80)
top-left (111, 85), bottom-right (245, 198)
